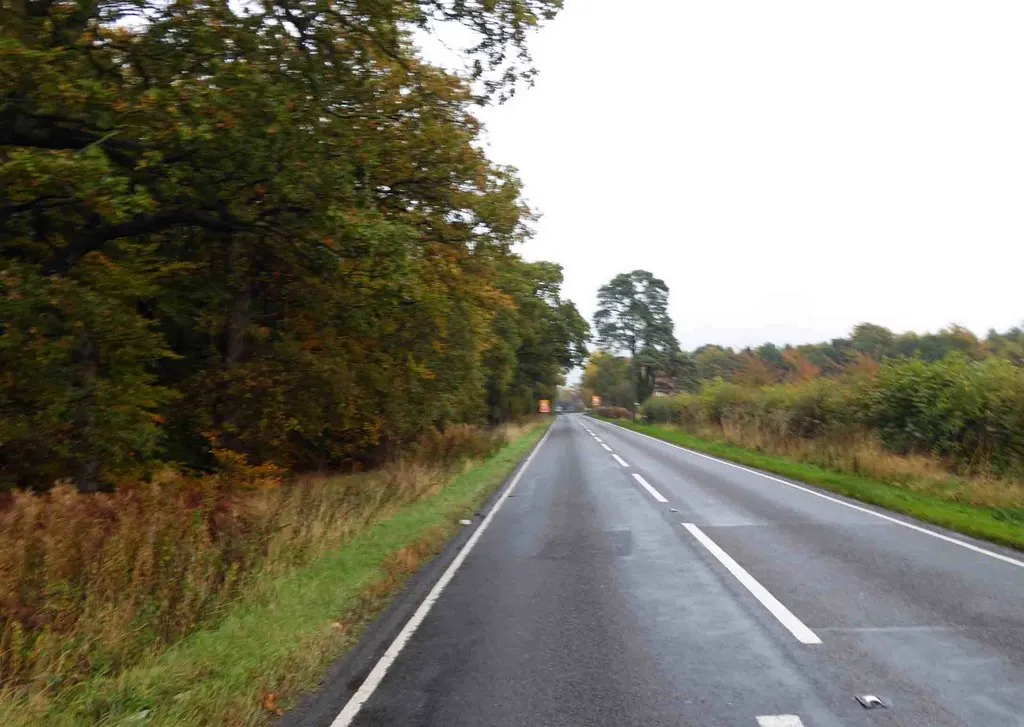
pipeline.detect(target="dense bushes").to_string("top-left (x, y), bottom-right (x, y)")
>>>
top-left (641, 353), bottom-right (1024, 478)
top-left (643, 378), bottom-right (858, 441)
top-left (867, 356), bottom-right (1024, 471)
top-left (410, 424), bottom-right (509, 466)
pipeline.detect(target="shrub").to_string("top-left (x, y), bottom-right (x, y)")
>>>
top-left (642, 395), bottom-right (703, 427)
top-left (0, 422), bottom-right (513, 692)
top-left (595, 406), bottom-right (633, 420)
top-left (410, 424), bottom-right (507, 466)
top-left (636, 352), bottom-right (1024, 481)
top-left (0, 472), bottom-right (280, 689)
top-left (698, 381), bottom-right (756, 427)
top-left (868, 354), bottom-right (1024, 473)
top-left (753, 379), bottom-right (859, 440)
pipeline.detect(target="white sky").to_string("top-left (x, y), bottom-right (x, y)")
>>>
top-left (457, 0), bottom-right (1024, 351)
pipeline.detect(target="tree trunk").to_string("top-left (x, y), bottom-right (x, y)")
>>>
top-left (225, 284), bottom-right (251, 369)
top-left (74, 326), bottom-right (101, 492)
top-left (216, 239), bottom-right (252, 451)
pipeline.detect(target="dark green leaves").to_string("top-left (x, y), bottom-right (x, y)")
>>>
top-left (0, 0), bottom-right (574, 490)
top-left (594, 269), bottom-right (678, 402)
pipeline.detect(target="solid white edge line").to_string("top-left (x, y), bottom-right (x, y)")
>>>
top-left (330, 424), bottom-right (555, 726)
top-left (612, 454), bottom-right (629, 468)
top-left (593, 419), bottom-right (1024, 570)
top-left (632, 472), bottom-right (668, 503)
top-left (684, 523), bottom-right (822, 645)
top-left (757, 716), bottom-right (805, 727)
top-left (600, 442), bottom-right (613, 452)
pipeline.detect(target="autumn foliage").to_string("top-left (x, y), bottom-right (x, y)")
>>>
top-left (0, 0), bottom-right (581, 708)
top-left (0, 0), bottom-right (586, 492)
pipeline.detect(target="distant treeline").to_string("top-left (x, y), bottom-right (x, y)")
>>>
top-left (585, 322), bottom-right (1024, 406)
top-left (687, 323), bottom-right (1024, 385)
top-left (0, 0), bottom-right (584, 492)
top-left (585, 322), bottom-right (1024, 477)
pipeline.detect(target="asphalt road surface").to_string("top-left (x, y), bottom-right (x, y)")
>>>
top-left (329, 414), bottom-right (1024, 727)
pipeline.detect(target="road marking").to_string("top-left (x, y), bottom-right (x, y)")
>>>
top-left (596, 420), bottom-right (1024, 570)
top-left (593, 437), bottom-right (604, 443)
top-left (600, 443), bottom-right (613, 452)
top-left (632, 473), bottom-right (668, 503)
top-left (683, 523), bottom-right (822, 645)
top-left (330, 425), bottom-right (554, 726)
top-left (757, 716), bottom-right (804, 727)
top-left (612, 454), bottom-right (629, 467)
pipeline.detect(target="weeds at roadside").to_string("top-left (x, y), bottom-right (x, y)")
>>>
top-left (0, 420), bottom-right (535, 706)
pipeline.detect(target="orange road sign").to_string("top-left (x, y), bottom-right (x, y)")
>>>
top-left (538, 399), bottom-right (551, 414)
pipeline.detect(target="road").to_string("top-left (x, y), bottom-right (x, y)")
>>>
top-left (328, 414), bottom-right (1024, 726)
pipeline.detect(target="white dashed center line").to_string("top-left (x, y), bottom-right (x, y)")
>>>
top-left (602, 418), bottom-right (1024, 570)
top-left (600, 443), bottom-right (613, 452)
top-left (757, 716), bottom-right (805, 727)
top-left (611, 454), bottom-right (629, 467)
top-left (684, 524), bottom-right (821, 645)
top-left (631, 473), bottom-right (668, 503)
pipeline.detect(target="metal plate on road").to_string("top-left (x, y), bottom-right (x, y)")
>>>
top-left (855, 695), bottom-right (886, 709)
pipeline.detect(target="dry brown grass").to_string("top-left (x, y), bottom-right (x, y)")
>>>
top-left (595, 406), bottom-right (633, 420)
top-left (696, 418), bottom-right (1024, 510)
top-left (495, 416), bottom-right (545, 444)
top-left (0, 422), bottom-right (511, 695)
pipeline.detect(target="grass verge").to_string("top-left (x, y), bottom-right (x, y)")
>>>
top-left (598, 418), bottom-right (1024, 551)
top-left (0, 420), bottom-right (550, 727)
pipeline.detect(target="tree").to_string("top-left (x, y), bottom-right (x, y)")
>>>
top-left (986, 325), bottom-right (1024, 365)
top-left (593, 270), bottom-right (678, 403)
top-left (735, 353), bottom-right (774, 387)
top-left (0, 0), bottom-right (575, 490)
top-left (677, 322), bottom-right (1024, 394)
top-left (692, 344), bottom-right (741, 382)
top-left (850, 323), bottom-right (896, 361)
top-left (582, 352), bottom-right (633, 407)
top-left (782, 348), bottom-right (821, 383)
top-left (754, 343), bottom-right (786, 381)
top-left (663, 350), bottom-right (700, 393)
top-left (483, 258), bottom-right (590, 421)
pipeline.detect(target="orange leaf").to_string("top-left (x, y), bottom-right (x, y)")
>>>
top-left (261, 692), bottom-right (283, 716)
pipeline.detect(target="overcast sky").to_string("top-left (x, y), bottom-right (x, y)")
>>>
top-left (452, 0), bottom-right (1024, 351)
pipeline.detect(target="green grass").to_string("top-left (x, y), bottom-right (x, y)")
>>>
top-left (1, 421), bottom-right (550, 727)
top-left (598, 418), bottom-right (1024, 551)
